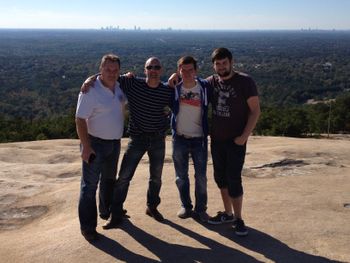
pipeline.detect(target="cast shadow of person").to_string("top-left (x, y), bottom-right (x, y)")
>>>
top-left (201, 223), bottom-right (342, 263)
top-left (91, 232), bottom-right (158, 262)
top-left (92, 218), bottom-right (262, 263)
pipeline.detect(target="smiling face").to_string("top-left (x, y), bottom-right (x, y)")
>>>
top-left (179, 63), bottom-right (197, 83)
top-left (144, 57), bottom-right (162, 82)
top-left (99, 54), bottom-right (121, 88)
top-left (213, 57), bottom-right (233, 78)
top-left (100, 60), bottom-right (120, 87)
top-left (177, 56), bottom-right (198, 84)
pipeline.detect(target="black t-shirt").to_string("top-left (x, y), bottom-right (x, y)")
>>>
top-left (207, 72), bottom-right (258, 141)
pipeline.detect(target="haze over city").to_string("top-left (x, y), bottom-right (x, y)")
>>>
top-left (1, 0), bottom-right (349, 30)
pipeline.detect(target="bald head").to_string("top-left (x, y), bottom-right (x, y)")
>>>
top-left (144, 57), bottom-right (162, 87)
top-left (145, 57), bottom-right (161, 68)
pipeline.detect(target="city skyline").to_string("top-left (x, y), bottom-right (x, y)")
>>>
top-left (1, 0), bottom-right (349, 30)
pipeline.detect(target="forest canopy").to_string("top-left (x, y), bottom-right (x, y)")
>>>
top-left (0, 29), bottom-right (349, 142)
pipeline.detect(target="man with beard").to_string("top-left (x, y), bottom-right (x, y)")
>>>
top-left (206, 48), bottom-right (260, 236)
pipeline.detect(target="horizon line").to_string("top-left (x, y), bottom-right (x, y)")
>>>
top-left (1, 28), bottom-right (350, 32)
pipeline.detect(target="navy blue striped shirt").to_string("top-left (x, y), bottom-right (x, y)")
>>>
top-left (119, 76), bottom-right (174, 136)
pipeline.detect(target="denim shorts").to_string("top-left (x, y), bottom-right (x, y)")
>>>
top-left (210, 140), bottom-right (246, 198)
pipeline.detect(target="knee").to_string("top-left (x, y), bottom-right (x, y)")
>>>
top-left (81, 185), bottom-right (97, 199)
top-left (176, 176), bottom-right (188, 186)
top-left (214, 173), bottom-right (225, 188)
top-left (100, 178), bottom-right (116, 185)
top-left (150, 177), bottom-right (162, 186)
top-left (228, 182), bottom-right (243, 198)
top-left (116, 176), bottom-right (131, 187)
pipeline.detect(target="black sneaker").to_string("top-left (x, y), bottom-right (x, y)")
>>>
top-left (99, 213), bottom-right (110, 220)
top-left (197, 211), bottom-right (209, 223)
top-left (234, 218), bottom-right (248, 236)
top-left (208, 211), bottom-right (235, 225)
top-left (177, 208), bottom-right (192, 219)
top-left (100, 209), bottom-right (128, 220)
top-left (146, 207), bottom-right (164, 222)
top-left (102, 216), bottom-right (123, 230)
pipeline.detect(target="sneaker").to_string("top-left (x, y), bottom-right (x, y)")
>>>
top-left (197, 211), bottom-right (209, 223)
top-left (99, 213), bottom-right (110, 220)
top-left (146, 207), bottom-right (164, 222)
top-left (100, 209), bottom-right (128, 221)
top-left (102, 216), bottom-right (123, 230)
top-left (234, 218), bottom-right (248, 236)
top-left (177, 208), bottom-right (192, 219)
top-left (208, 211), bottom-right (235, 225)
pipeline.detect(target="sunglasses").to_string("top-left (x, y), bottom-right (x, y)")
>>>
top-left (146, 65), bottom-right (161, 70)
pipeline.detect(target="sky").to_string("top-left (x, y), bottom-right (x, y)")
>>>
top-left (0, 0), bottom-right (349, 30)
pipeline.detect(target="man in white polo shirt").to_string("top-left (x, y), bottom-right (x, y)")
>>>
top-left (75, 54), bottom-right (125, 241)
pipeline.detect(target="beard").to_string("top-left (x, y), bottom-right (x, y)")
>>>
top-left (217, 70), bottom-right (231, 77)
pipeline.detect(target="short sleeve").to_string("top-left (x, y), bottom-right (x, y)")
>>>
top-left (75, 92), bottom-right (95, 119)
top-left (243, 76), bottom-right (258, 100)
top-left (119, 75), bottom-right (135, 94)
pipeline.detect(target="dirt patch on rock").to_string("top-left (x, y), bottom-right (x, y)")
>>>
top-left (0, 205), bottom-right (49, 231)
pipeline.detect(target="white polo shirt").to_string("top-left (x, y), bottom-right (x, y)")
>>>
top-left (76, 76), bottom-right (125, 140)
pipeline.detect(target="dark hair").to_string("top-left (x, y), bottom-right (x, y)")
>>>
top-left (211, 48), bottom-right (233, 63)
top-left (100, 54), bottom-right (121, 69)
top-left (177, 56), bottom-right (198, 70)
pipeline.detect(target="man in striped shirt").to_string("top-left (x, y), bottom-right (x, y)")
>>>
top-left (102, 57), bottom-right (174, 228)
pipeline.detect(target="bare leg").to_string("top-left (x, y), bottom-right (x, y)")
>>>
top-left (232, 195), bottom-right (243, 219)
top-left (220, 188), bottom-right (233, 216)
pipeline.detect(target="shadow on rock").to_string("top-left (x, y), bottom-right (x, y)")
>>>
top-left (204, 224), bottom-right (341, 263)
top-left (119, 219), bottom-right (261, 263)
top-left (92, 232), bottom-right (158, 262)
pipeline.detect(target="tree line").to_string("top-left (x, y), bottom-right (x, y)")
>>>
top-left (1, 93), bottom-right (349, 143)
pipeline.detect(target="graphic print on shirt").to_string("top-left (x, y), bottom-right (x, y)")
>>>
top-left (180, 89), bottom-right (201, 107)
top-left (213, 82), bottom-right (237, 117)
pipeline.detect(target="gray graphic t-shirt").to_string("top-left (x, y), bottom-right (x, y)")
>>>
top-left (176, 82), bottom-right (203, 137)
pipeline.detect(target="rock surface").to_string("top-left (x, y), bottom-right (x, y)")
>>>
top-left (0, 136), bottom-right (349, 262)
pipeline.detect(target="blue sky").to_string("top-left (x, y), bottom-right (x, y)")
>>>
top-left (0, 0), bottom-right (349, 30)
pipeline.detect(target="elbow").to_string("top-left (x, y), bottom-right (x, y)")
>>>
top-left (75, 117), bottom-right (85, 126)
top-left (256, 107), bottom-right (261, 118)
top-left (251, 107), bottom-right (261, 119)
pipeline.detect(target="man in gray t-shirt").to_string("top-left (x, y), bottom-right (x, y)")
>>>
top-left (207, 48), bottom-right (260, 237)
top-left (171, 56), bottom-right (212, 222)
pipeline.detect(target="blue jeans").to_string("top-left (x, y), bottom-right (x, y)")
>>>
top-left (172, 135), bottom-right (208, 213)
top-left (111, 134), bottom-right (165, 217)
top-left (78, 136), bottom-right (120, 232)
